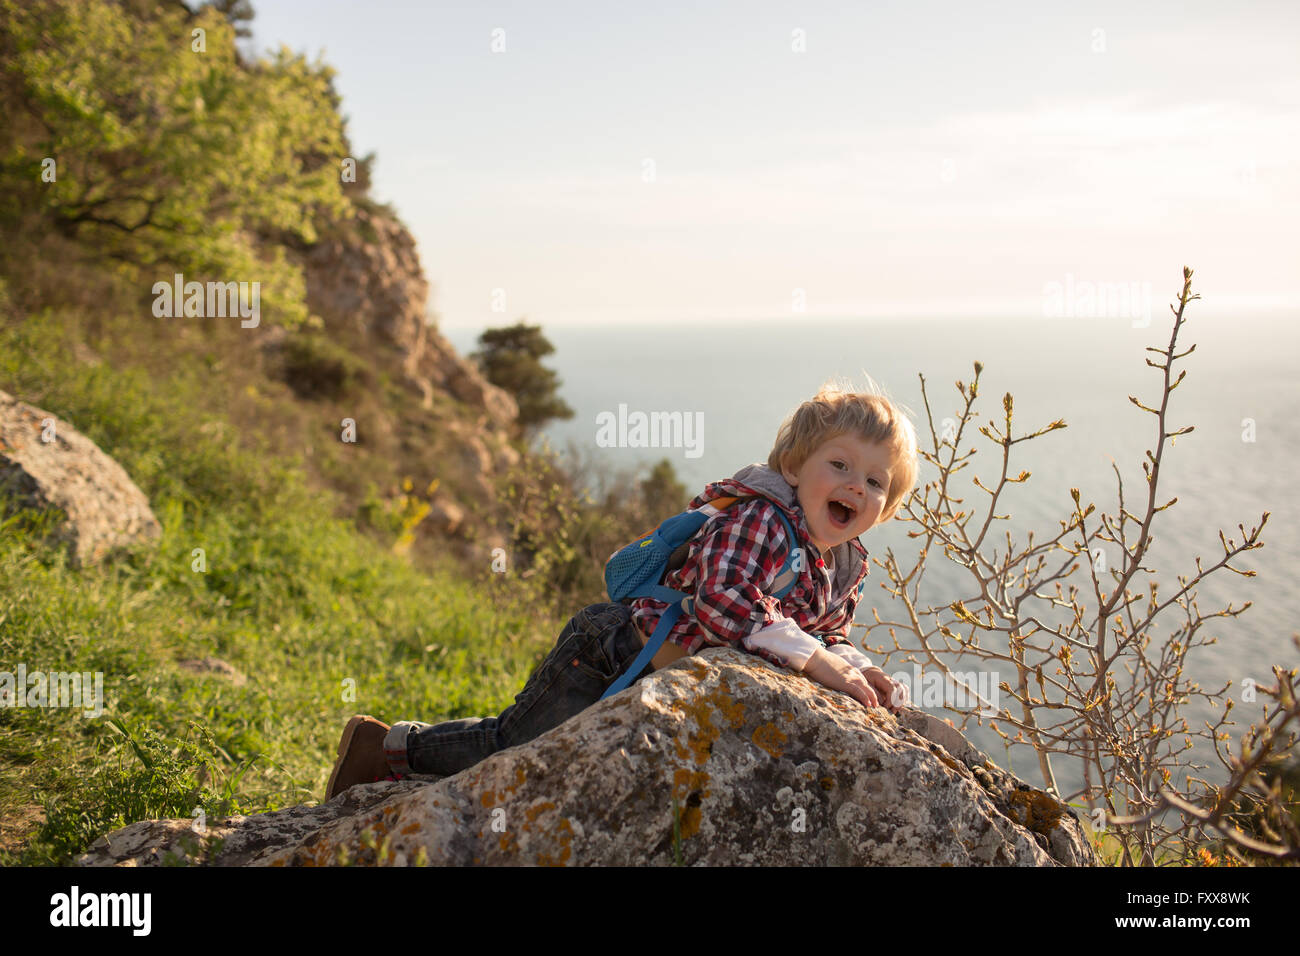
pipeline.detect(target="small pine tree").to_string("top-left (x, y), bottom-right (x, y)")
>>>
top-left (470, 320), bottom-right (575, 436)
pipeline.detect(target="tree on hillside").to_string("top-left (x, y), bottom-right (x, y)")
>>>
top-left (470, 321), bottom-right (574, 438)
top-left (0, 0), bottom-right (352, 328)
top-left (639, 458), bottom-right (689, 517)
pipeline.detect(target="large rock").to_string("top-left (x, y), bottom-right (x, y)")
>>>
top-left (0, 390), bottom-right (161, 567)
top-left (76, 648), bottom-right (1095, 866)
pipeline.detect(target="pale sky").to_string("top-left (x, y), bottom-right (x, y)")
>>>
top-left (248, 0), bottom-right (1300, 329)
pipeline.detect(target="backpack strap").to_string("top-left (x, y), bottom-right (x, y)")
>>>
top-left (600, 495), bottom-right (801, 699)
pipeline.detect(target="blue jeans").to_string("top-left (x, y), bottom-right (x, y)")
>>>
top-left (383, 602), bottom-right (656, 777)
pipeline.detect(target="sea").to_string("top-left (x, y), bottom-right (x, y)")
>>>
top-left (446, 307), bottom-right (1300, 804)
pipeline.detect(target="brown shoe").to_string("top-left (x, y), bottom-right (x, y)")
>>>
top-left (325, 715), bottom-right (392, 800)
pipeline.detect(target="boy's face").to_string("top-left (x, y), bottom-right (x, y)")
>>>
top-left (780, 433), bottom-right (894, 555)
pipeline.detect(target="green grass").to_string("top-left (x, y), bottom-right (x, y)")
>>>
top-left (0, 306), bottom-right (566, 865)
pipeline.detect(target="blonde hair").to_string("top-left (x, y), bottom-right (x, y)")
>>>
top-left (767, 376), bottom-right (920, 523)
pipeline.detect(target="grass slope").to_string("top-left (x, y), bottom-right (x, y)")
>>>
top-left (0, 304), bottom-right (563, 865)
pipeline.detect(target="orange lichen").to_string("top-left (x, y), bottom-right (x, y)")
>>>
top-left (670, 765), bottom-right (709, 840)
top-left (536, 818), bottom-right (574, 866)
top-left (498, 829), bottom-right (518, 854)
top-left (664, 676), bottom-right (770, 840)
top-left (477, 764), bottom-right (529, 811)
top-left (669, 676), bottom-right (747, 764)
top-left (751, 722), bottom-right (787, 758)
top-left (1006, 788), bottom-right (1065, 833)
top-left (524, 801), bottom-right (556, 826)
top-left (933, 750), bottom-right (962, 774)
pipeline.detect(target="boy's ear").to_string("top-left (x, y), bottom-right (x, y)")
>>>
top-left (776, 452), bottom-right (798, 487)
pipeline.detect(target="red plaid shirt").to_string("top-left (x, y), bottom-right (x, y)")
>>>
top-left (628, 478), bottom-right (870, 670)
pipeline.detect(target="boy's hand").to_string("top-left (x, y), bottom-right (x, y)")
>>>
top-left (803, 649), bottom-right (904, 713)
top-left (862, 665), bottom-right (908, 713)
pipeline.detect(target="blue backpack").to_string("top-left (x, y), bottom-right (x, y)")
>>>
top-left (599, 494), bottom-right (801, 699)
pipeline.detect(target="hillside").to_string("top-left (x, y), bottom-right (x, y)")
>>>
top-left (0, 0), bottom-right (538, 570)
top-left (0, 0), bottom-right (681, 863)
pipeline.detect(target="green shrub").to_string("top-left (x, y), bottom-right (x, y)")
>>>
top-left (277, 332), bottom-right (372, 401)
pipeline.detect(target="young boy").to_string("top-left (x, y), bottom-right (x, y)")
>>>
top-left (326, 381), bottom-right (919, 800)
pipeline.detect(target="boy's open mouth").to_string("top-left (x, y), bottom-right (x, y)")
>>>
top-left (827, 499), bottom-right (855, 528)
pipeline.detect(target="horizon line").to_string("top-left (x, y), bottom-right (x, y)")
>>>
top-left (435, 297), bottom-right (1297, 332)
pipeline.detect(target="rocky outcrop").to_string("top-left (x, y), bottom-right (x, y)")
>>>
top-left (288, 203), bottom-right (523, 560)
top-left (301, 205), bottom-right (518, 431)
top-left (0, 389), bottom-right (161, 567)
top-left (76, 648), bottom-right (1096, 866)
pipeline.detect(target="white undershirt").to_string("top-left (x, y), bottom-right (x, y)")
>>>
top-left (740, 548), bottom-right (875, 672)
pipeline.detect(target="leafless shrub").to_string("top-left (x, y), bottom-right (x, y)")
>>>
top-left (864, 267), bottom-right (1296, 865)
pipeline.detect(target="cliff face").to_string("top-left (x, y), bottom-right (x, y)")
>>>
top-left (302, 206), bottom-right (518, 433)
top-left (272, 202), bottom-right (525, 561)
